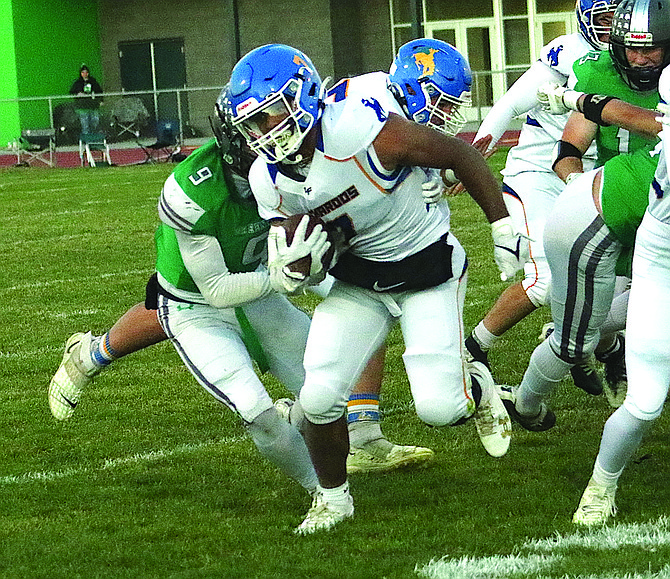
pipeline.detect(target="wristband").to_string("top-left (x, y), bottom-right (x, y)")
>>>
top-left (580, 94), bottom-right (618, 126)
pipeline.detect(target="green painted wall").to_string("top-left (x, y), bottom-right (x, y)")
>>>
top-left (0, 0), bottom-right (20, 144)
top-left (1, 0), bottom-right (101, 143)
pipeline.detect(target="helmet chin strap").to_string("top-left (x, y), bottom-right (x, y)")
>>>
top-left (282, 153), bottom-right (303, 165)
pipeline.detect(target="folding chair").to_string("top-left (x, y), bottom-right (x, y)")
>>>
top-left (18, 129), bottom-right (56, 167)
top-left (79, 133), bottom-right (112, 167)
top-left (110, 97), bottom-right (149, 140)
top-left (139, 120), bottom-right (181, 163)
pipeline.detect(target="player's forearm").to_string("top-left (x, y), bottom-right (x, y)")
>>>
top-left (554, 156), bottom-right (583, 182)
top-left (576, 95), bottom-right (661, 140)
top-left (176, 231), bottom-right (274, 308)
top-left (475, 61), bottom-right (565, 146)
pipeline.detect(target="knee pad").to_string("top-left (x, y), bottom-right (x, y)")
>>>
top-left (299, 382), bottom-right (348, 424)
top-left (623, 396), bottom-right (665, 422)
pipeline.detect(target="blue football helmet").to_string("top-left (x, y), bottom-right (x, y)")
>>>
top-left (576, 0), bottom-right (620, 51)
top-left (609, 0), bottom-right (670, 91)
top-left (387, 39), bottom-right (472, 137)
top-left (226, 44), bottom-right (326, 164)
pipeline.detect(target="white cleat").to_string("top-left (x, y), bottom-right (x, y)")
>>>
top-left (573, 478), bottom-right (617, 526)
top-left (347, 442), bottom-right (434, 474)
top-left (469, 360), bottom-right (512, 457)
top-left (48, 332), bottom-right (97, 421)
top-left (274, 398), bottom-right (294, 422)
top-left (274, 397), bottom-right (305, 432)
top-left (294, 492), bottom-right (354, 535)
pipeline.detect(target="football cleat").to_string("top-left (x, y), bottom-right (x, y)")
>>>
top-left (469, 361), bottom-right (512, 457)
top-left (347, 441), bottom-right (434, 474)
top-left (499, 386), bottom-right (556, 432)
top-left (274, 397), bottom-right (305, 432)
top-left (274, 397), bottom-right (294, 422)
top-left (464, 334), bottom-right (490, 369)
top-left (597, 333), bottom-right (627, 399)
top-left (573, 478), bottom-right (617, 526)
top-left (294, 491), bottom-right (354, 535)
top-left (48, 332), bottom-right (98, 421)
top-left (539, 322), bottom-right (602, 395)
top-left (570, 356), bottom-right (604, 396)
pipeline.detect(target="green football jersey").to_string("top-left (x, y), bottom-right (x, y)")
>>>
top-left (155, 139), bottom-right (269, 295)
top-left (573, 50), bottom-right (659, 165)
top-left (601, 144), bottom-right (659, 247)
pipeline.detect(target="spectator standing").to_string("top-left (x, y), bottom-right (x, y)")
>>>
top-left (69, 64), bottom-right (103, 135)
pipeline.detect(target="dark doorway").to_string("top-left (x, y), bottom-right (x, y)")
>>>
top-left (119, 38), bottom-right (188, 127)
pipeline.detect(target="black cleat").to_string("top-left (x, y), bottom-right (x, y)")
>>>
top-left (465, 334), bottom-right (490, 369)
top-left (499, 386), bottom-right (556, 432)
top-left (570, 357), bottom-right (604, 396)
top-left (597, 333), bottom-right (627, 397)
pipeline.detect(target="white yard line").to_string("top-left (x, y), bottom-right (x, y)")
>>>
top-left (416, 519), bottom-right (670, 579)
top-left (0, 268), bottom-right (152, 293)
top-left (0, 436), bottom-right (247, 485)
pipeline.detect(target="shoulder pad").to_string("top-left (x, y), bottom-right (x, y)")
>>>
top-left (248, 158), bottom-right (283, 220)
top-left (158, 173), bottom-right (206, 233)
top-left (320, 73), bottom-right (403, 160)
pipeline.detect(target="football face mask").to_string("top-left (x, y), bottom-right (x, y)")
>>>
top-left (234, 86), bottom-right (311, 164)
top-left (418, 81), bottom-right (471, 137)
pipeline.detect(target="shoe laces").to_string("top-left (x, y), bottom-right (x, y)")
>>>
top-left (576, 358), bottom-right (598, 375)
top-left (580, 485), bottom-right (616, 519)
top-left (474, 399), bottom-right (498, 436)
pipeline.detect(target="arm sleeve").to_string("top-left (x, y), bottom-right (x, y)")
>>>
top-left (474, 61), bottom-right (568, 148)
top-left (175, 230), bottom-right (274, 309)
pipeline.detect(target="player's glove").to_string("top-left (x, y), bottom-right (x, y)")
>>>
top-left (267, 216), bottom-right (330, 293)
top-left (491, 216), bottom-right (531, 282)
top-left (421, 172), bottom-right (447, 206)
top-left (657, 102), bottom-right (670, 126)
top-left (537, 82), bottom-right (584, 115)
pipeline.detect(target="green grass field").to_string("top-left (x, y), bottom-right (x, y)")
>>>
top-left (1, 156), bottom-right (670, 578)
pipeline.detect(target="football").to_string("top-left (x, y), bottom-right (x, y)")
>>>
top-left (271, 213), bottom-right (336, 278)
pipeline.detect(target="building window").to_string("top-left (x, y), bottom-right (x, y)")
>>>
top-left (390, 0), bottom-right (574, 104)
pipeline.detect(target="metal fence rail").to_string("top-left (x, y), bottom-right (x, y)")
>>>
top-left (0, 68), bottom-right (527, 147)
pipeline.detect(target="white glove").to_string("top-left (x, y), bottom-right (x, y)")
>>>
top-left (656, 102), bottom-right (670, 126)
top-left (267, 216), bottom-right (330, 293)
top-left (491, 216), bottom-right (531, 282)
top-left (442, 169), bottom-right (460, 187)
top-left (421, 172), bottom-right (446, 206)
top-left (537, 82), bottom-right (584, 115)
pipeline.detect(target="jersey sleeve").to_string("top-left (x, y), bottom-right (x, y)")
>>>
top-left (572, 50), bottom-right (605, 92)
top-left (248, 158), bottom-right (284, 220)
top-left (538, 34), bottom-right (588, 77)
top-left (158, 173), bottom-right (208, 234)
top-left (321, 76), bottom-right (394, 160)
top-left (158, 142), bottom-right (224, 235)
top-left (474, 61), bottom-right (566, 147)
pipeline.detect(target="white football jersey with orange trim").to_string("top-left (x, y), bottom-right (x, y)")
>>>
top-left (248, 71), bottom-right (452, 262)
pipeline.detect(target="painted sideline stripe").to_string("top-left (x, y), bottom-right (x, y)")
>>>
top-left (525, 516), bottom-right (670, 550)
top-left (416, 554), bottom-right (560, 579)
top-left (416, 518), bottom-right (670, 579)
top-left (0, 436), bottom-right (247, 485)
